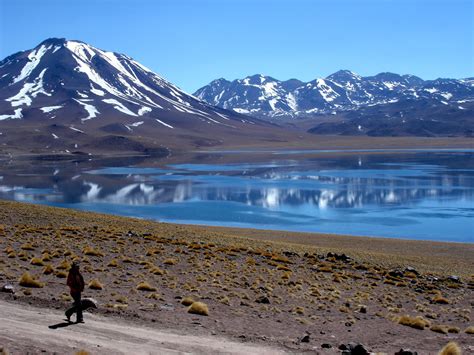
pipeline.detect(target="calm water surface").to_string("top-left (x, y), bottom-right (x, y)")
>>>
top-left (1, 151), bottom-right (473, 242)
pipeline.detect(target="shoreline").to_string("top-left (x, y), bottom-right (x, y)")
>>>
top-left (1, 199), bottom-right (473, 276)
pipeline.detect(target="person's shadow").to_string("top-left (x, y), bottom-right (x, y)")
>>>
top-left (48, 320), bottom-right (77, 329)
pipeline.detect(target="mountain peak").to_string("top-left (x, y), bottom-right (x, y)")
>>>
top-left (326, 69), bottom-right (361, 82)
top-left (39, 37), bottom-right (67, 46)
top-left (0, 37), bottom-right (251, 130)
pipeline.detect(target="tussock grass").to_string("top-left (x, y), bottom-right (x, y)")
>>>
top-left (55, 270), bottom-right (68, 278)
top-left (150, 266), bottom-right (165, 275)
top-left (136, 281), bottom-right (156, 291)
top-left (438, 342), bottom-right (461, 355)
top-left (397, 315), bottom-right (430, 330)
top-left (18, 272), bottom-right (44, 288)
top-left (107, 259), bottom-right (119, 267)
top-left (430, 324), bottom-right (449, 334)
top-left (188, 301), bottom-right (209, 316)
top-left (20, 243), bottom-right (35, 250)
top-left (89, 279), bottom-right (104, 290)
top-left (163, 258), bottom-right (178, 265)
top-left (465, 325), bottom-right (474, 334)
top-left (56, 260), bottom-right (71, 270)
top-left (83, 246), bottom-right (104, 257)
top-left (181, 297), bottom-right (195, 306)
top-left (433, 294), bottom-right (450, 304)
top-left (43, 264), bottom-right (54, 275)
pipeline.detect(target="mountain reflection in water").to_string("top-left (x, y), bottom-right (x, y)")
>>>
top-left (0, 151), bottom-right (473, 242)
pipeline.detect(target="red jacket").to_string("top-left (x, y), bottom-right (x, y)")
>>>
top-left (67, 270), bottom-right (85, 293)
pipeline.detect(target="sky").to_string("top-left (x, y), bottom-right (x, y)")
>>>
top-left (0, 0), bottom-right (472, 93)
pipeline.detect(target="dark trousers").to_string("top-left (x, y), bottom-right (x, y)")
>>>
top-left (66, 292), bottom-right (83, 322)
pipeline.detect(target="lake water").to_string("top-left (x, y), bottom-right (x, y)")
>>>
top-left (0, 150), bottom-right (473, 242)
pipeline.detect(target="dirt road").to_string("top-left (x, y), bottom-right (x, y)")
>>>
top-left (0, 299), bottom-right (288, 354)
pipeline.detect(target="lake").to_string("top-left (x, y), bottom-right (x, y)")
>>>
top-left (0, 150), bottom-right (473, 242)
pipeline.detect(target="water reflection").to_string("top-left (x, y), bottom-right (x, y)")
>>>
top-left (0, 151), bottom-right (473, 241)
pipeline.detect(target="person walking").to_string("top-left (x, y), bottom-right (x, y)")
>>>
top-left (65, 261), bottom-right (85, 323)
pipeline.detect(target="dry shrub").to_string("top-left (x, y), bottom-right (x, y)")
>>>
top-left (188, 301), bottom-right (209, 316)
top-left (150, 266), bottom-right (165, 275)
top-left (19, 272), bottom-right (44, 288)
top-left (433, 294), bottom-right (450, 304)
top-left (89, 279), bottom-right (104, 290)
top-left (271, 254), bottom-right (290, 263)
top-left (43, 264), bottom-right (54, 275)
top-left (438, 342), bottom-right (461, 355)
top-left (83, 246), bottom-right (104, 257)
top-left (108, 259), bottom-right (119, 267)
top-left (20, 243), bottom-right (35, 250)
top-left (55, 270), bottom-right (68, 278)
top-left (56, 260), bottom-right (71, 270)
top-left (136, 281), bottom-right (156, 291)
top-left (61, 294), bottom-right (72, 301)
top-left (398, 315), bottom-right (430, 330)
top-left (276, 264), bottom-right (291, 271)
top-left (30, 257), bottom-right (44, 266)
top-left (115, 296), bottom-right (128, 304)
top-left (465, 325), bottom-right (474, 334)
top-left (318, 265), bottom-right (332, 273)
top-left (447, 326), bottom-right (460, 333)
top-left (181, 297), bottom-right (195, 306)
top-left (163, 258), bottom-right (177, 265)
top-left (430, 324), bottom-right (449, 334)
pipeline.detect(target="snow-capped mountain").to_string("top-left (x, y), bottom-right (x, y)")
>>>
top-left (0, 38), bottom-right (278, 152)
top-left (194, 70), bottom-right (474, 120)
top-left (0, 38), bottom-right (262, 129)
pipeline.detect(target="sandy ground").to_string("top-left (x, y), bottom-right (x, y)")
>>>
top-left (0, 299), bottom-right (286, 355)
top-left (0, 201), bottom-right (473, 354)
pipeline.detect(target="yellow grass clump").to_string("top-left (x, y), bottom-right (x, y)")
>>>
top-left (89, 279), bottom-right (104, 290)
top-left (465, 325), bottom-right (474, 334)
top-left (181, 296), bottom-right (195, 306)
top-left (20, 243), bottom-right (35, 250)
top-left (163, 258), bottom-right (178, 265)
top-left (150, 266), bottom-right (165, 275)
top-left (83, 246), bottom-right (104, 257)
top-left (188, 301), bottom-right (209, 316)
top-left (75, 350), bottom-right (91, 355)
top-left (56, 260), bottom-right (71, 270)
top-left (430, 324), bottom-right (449, 334)
top-left (136, 281), bottom-right (157, 291)
top-left (19, 272), bottom-right (44, 288)
top-left (433, 294), bottom-right (450, 304)
top-left (398, 315), bottom-right (430, 330)
top-left (107, 259), bottom-right (119, 267)
top-left (438, 342), bottom-right (461, 355)
top-left (55, 270), bottom-right (68, 278)
top-left (43, 264), bottom-right (54, 275)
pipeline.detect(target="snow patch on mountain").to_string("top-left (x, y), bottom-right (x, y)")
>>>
top-left (0, 108), bottom-right (23, 120)
top-left (12, 45), bottom-right (51, 84)
top-left (155, 119), bottom-right (173, 128)
top-left (40, 105), bottom-right (63, 113)
top-left (7, 68), bottom-right (50, 107)
top-left (103, 98), bottom-right (137, 116)
top-left (73, 99), bottom-right (99, 121)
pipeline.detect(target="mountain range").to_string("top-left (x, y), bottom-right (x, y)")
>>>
top-left (0, 38), bottom-right (473, 154)
top-left (0, 38), bottom-right (282, 154)
top-left (195, 72), bottom-right (474, 136)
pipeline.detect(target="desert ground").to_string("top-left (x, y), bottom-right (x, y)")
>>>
top-left (0, 200), bottom-right (473, 354)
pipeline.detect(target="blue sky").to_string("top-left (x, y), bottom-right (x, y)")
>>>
top-left (0, 0), bottom-right (472, 93)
